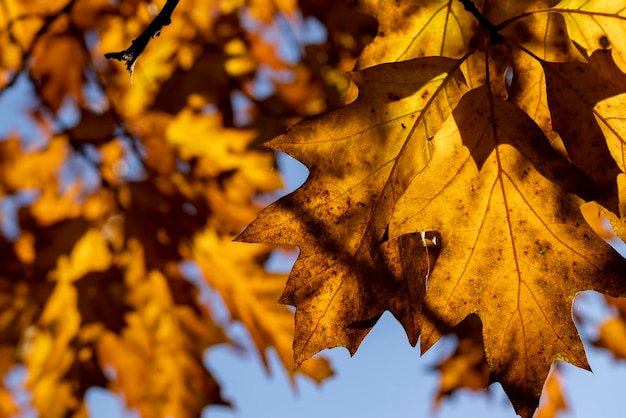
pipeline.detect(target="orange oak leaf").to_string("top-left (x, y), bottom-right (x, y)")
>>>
top-left (238, 57), bottom-right (466, 367)
top-left (390, 85), bottom-right (626, 416)
top-left (236, 2), bottom-right (626, 416)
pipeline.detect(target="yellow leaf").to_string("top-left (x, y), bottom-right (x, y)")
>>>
top-left (238, 57), bottom-right (465, 366)
top-left (166, 107), bottom-right (257, 174)
top-left (98, 260), bottom-right (230, 417)
top-left (30, 32), bottom-right (87, 110)
top-left (193, 228), bottom-right (333, 382)
top-left (24, 279), bottom-right (82, 417)
top-left (0, 136), bottom-right (67, 192)
top-left (30, 181), bottom-right (83, 226)
top-left (50, 229), bottom-right (112, 283)
top-left (555, 0), bottom-right (626, 72)
top-left (99, 140), bottom-right (126, 185)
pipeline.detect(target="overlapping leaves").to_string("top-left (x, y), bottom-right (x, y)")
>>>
top-left (240, 0), bottom-right (626, 416)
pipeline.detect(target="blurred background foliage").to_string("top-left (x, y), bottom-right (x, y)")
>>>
top-left (0, 0), bottom-right (378, 416)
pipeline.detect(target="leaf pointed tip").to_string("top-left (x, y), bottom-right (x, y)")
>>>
top-left (233, 223), bottom-right (260, 243)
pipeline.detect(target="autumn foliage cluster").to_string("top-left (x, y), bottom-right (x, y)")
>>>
top-left (0, 0), bottom-right (352, 415)
top-left (3, 0), bottom-right (626, 417)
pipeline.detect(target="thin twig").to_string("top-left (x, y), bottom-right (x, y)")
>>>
top-left (104, 0), bottom-right (180, 78)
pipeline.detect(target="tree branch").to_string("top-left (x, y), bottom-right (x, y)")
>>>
top-left (104, 0), bottom-right (180, 77)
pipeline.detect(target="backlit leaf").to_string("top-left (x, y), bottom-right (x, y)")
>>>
top-left (239, 57), bottom-right (466, 365)
top-left (6, 0), bottom-right (626, 417)
top-left (391, 86), bottom-right (626, 416)
top-left (192, 229), bottom-right (333, 382)
top-left (356, 0), bottom-right (480, 68)
top-left (555, 0), bottom-right (626, 72)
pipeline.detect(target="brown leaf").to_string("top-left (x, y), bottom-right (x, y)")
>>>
top-left (238, 57), bottom-right (466, 367)
top-left (542, 50), bottom-right (626, 213)
top-left (68, 108), bottom-right (117, 144)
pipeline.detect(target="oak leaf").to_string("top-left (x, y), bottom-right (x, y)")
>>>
top-left (534, 364), bottom-right (569, 418)
top-left (98, 241), bottom-right (229, 417)
top-left (239, 57), bottom-right (466, 366)
top-left (390, 86), bottom-right (626, 416)
top-left (555, 0), bottom-right (626, 72)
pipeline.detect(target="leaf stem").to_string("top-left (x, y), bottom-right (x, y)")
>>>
top-left (104, 0), bottom-right (180, 76)
top-left (456, 0), bottom-right (503, 44)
